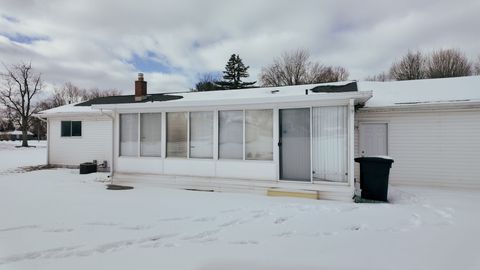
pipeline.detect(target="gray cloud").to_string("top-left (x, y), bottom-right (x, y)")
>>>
top-left (0, 0), bottom-right (478, 94)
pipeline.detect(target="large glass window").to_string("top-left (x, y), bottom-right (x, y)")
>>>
top-left (190, 111), bottom-right (213, 158)
top-left (120, 114), bottom-right (138, 156)
top-left (312, 106), bottom-right (348, 182)
top-left (245, 110), bottom-right (273, 160)
top-left (167, 112), bottom-right (188, 158)
top-left (61, 121), bottom-right (81, 137)
top-left (140, 113), bottom-right (162, 157)
top-left (219, 110), bottom-right (243, 159)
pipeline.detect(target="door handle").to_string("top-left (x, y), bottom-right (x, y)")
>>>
top-left (278, 142), bottom-right (282, 147)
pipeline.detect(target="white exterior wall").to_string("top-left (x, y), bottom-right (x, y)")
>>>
top-left (355, 109), bottom-right (480, 188)
top-left (48, 116), bottom-right (112, 168)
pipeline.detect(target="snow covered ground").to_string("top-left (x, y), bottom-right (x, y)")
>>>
top-left (0, 142), bottom-right (479, 270)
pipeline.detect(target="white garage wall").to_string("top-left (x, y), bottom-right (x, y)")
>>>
top-left (49, 116), bottom-right (112, 168)
top-left (356, 109), bottom-right (480, 188)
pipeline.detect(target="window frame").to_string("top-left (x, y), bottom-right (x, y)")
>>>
top-left (60, 120), bottom-right (82, 137)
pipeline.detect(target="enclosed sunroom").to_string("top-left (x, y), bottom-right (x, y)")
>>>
top-left (94, 77), bottom-right (371, 200)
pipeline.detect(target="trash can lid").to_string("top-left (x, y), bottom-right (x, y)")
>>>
top-left (355, 156), bottom-right (394, 163)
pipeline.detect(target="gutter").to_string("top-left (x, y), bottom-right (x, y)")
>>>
top-left (359, 100), bottom-right (480, 113)
top-left (93, 91), bottom-right (374, 111)
top-left (99, 109), bottom-right (115, 184)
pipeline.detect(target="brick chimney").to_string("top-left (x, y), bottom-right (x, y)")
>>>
top-left (135, 73), bottom-right (147, 101)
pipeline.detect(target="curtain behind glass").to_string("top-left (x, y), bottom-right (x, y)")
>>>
top-left (120, 114), bottom-right (138, 156)
top-left (219, 110), bottom-right (243, 159)
top-left (312, 106), bottom-right (348, 182)
top-left (140, 113), bottom-right (162, 157)
top-left (190, 111), bottom-right (213, 158)
top-left (245, 110), bottom-right (273, 160)
top-left (167, 112), bottom-right (188, 158)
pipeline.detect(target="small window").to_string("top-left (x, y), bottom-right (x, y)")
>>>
top-left (61, 121), bottom-right (81, 137)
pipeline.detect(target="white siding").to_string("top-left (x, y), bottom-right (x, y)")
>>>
top-left (356, 109), bottom-right (480, 188)
top-left (49, 116), bottom-right (112, 168)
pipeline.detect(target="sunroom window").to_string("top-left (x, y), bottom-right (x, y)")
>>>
top-left (140, 113), bottom-right (162, 157)
top-left (218, 110), bottom-right (243, 159)
top-left (190, 111), bottom-right (213, 159)
top-left (245, 109), bottom-right (273, 160)
top-left (120, 114), bottom-right (138, 156)
top-left (166, 112), bottom-right (188, 158)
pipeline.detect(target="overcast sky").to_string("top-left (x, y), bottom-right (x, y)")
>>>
top-left (1, 0), bottom-right (479, 94)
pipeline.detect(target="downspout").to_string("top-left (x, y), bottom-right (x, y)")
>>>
top-left (100, 109), bottom-right (115, 184)
top-left (33, 115), bottom-right (49, 165)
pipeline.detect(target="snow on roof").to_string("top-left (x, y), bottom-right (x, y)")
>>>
top-left (36, 103), bottom-right (101, 116)
top-left (359, 76), bottom-right (480, 107)
top-left (37, 76), bottom-right (480, 115)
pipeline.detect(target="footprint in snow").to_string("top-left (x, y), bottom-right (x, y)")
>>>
top-left (229, 240), bottom-right (259, 245)
top-left (0, 225), bottom-right (39, 232)
top-left (274, 217), bottom-right (289, 224)
top-left (193, 216), bottom-right (216, 222)
top-left (43, 228), bottom-right (74, 233)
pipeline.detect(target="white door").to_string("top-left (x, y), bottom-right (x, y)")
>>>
top-left (359, 123), bottom-right (388, 157)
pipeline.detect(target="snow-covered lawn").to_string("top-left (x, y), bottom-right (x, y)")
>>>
top-left (0, 142), bottom-right (479, 270)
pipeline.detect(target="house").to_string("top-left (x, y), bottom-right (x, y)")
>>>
top-left (36, 74), bottom-right (480, 200)
top-left (0, 130), bottom-right (35, 141)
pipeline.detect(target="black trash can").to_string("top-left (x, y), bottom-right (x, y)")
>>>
top-left (80, 162), bottom-right (97, 174)
top-left (354, 157), bottom-right (394, 202)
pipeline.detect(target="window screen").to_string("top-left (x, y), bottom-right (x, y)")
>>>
top-left (166, 112), bottom-right (188, 158)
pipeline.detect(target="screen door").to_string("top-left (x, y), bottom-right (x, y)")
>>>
top-left (279, 108), bottom-right (311, 181)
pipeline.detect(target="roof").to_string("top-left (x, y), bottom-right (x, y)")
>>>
top-left (75, 93), bottom-right (183, 106)
top-left (36, 76), bottom-right (480, 116)
top-left (359, 76), bottom-right (480, 108)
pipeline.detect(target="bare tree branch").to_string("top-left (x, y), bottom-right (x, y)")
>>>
top-left (259, 49), bottom-right (349, 86)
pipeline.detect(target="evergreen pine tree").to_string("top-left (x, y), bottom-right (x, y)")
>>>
top-left (216, 54), bottom-right (256, 89)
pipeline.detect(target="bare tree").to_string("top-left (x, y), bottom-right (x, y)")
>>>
top-left (84, 88), bottom-right (121, 100)
top-left (193, 73), bottom-right (223, 91)
top-left (259, 49), bottom-right (349, 86)
top-left (0, 62), bottom-right (42, 147)
top-left (389, 50), bottom-right (426, 80)
top-left (365, 72), bottom-right (391, 82)
top-left (474, 55), bottom-right (480, 75)
top-left (426, 49), bottom-right (472, 78)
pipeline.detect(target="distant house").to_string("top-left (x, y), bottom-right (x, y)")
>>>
top-left (0, 130), bottom-right (35, 141)
top-left (36, 74), bottom-right (480, 200)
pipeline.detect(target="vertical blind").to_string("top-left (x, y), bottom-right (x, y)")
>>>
top-left (245, 110), bottom-right (273, 160)
top-left (140, 113), bottom-right (162, 157)
top-left (312, 106), bottom-right (348, 182)
top-left (190, 111), bottom-right (213, 158)
top-left (167, 112), bottom-right (188, 157)
top-left (120, 114), bottom-right (138, 156)
top-left (219, 110), bottom-right (243, 159)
